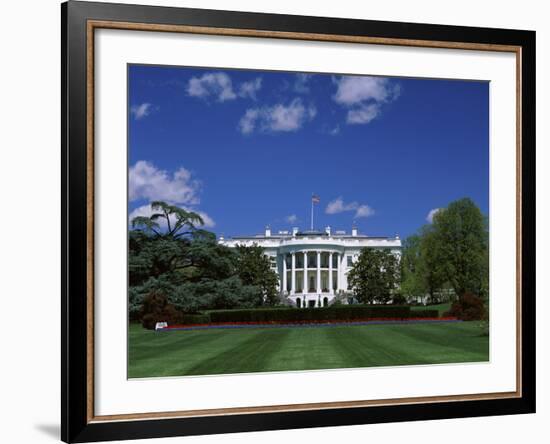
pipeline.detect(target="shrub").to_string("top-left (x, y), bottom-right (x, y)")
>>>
top-left (130, 276), bottom-right (177, 321)
top-left (140, 291), bottom-right (183, 330)
top-left (443, 292), bottom-right (486, 321)
top-left (391, 292), bottom-right (407, 305)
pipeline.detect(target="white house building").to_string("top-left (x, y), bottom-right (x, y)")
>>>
top-left (219, 225), bottom-right (402, 308)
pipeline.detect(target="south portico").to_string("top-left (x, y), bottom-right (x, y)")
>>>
top-left (279, 246), bottom-right (346, 308)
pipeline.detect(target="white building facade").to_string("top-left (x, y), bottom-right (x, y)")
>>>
top-left (219, 225), bottom-right (402, 308)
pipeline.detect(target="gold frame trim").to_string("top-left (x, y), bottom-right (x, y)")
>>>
top-left (86, 20), bottom-right (523, 423)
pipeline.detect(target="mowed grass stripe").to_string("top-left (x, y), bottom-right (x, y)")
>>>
top-left (323, 326), bottom-right (425, 368)
top-left (128, 328), bottom-right (265, 378)
top-left (387, 322), bottom-right (489, 359)
top-left (185, 329), bottom-right (291, 376)
top-left (128, 322), bottom-right (489, 378)
top-left (260, 327), bottom-right (346, 372)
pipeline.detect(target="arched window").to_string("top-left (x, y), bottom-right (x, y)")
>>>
top-left (296, 298), bottom-right (301, 308)
top-left (323, 297), bottom-right (328, 307)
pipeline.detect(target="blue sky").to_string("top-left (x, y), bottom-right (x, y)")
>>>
top-left (128, 65), bottom-right (488, 239)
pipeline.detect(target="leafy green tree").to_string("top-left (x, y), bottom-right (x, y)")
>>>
top-left (129, 231), bottom-right (193, 286)
top-left (129, 201), bottom-right (220, 287)
top-left (348, 248), bottom-right (400, 304)
top-left (184, 237), bottom-right (237, 283)
top-left (180, 276), bottom-right (261, 311)
top-left (418, 225), bottom-right (448, 302)
top-left (131, 201), bottom-right (204, 239)
top-left (400, 234), bottom-right (426, 299)
top-left (235, 244), bottom-right (280, 306)
top-left (401, 230), bottom-right (447, 303)
top-left (430, 198), bottom-right (488, 300)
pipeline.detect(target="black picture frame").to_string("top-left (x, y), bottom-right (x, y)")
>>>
top-left (61, 1), bottom-right (536, 442)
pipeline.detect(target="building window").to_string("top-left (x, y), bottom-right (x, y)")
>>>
top-left (296, 271), bottom-right (303, 293)
top-left (295, 254), bottom-right (304, 269)
top-left (321, 252), bottom-right (329, 268)
top-left (332, 271), bottom-right (338, 291)
top-left (321, 271), bottom-right (329, 292)
top-left (285, 254), bottom-right (292, 269)
top-left (347, 255), bottom-right (353, 267)
top-left (307, 271), bottom-right (316, 292)
top-left (332, 253), bottom-right (339, 268)
top-left (307, 253), bottom-right (316, 268)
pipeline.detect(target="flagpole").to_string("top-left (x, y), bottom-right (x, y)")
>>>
top-left (311, 194), bottom-right (314, 230)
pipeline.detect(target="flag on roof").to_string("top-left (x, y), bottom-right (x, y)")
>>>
top-left (312, 194), bottom-right (320, 204)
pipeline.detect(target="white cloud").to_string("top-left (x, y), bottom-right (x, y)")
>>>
top-left (333, 76), bottom-right (400, 125)
top-left (326, 197), bottom-right (357, 214)
top-left (187, 72), bottom-right (264, 102)
top-left (426, 208), bottom-right (441, 223)
top-left (129, 204), bottom-right (215, 229)
top-left (355, 204), bottom-right (375, 218)
top-left (238, 77), bottom-right (262, 100)
top-left (333, 76), bottom-right (398, 105)
top-left (294, 73), bottom-right (312, 93)
top-left (346, 104), bottom-right (381, 125)
top-left (325, 197), bottom-right (375, 219)
top-left (329, 125), bottom-right (340, 136)
top-left (286, 214), bottom-right (298, 224)
top-left (129, 160), bottom-right (201, 205)
top-left (130, 103), bottom-right (154, 120)
top-left (238, 109), bottom-right (260, 135)
top-left (238, 98), bottom-right (316, 134)
top-left (186, 72), bottom-right (237, 102)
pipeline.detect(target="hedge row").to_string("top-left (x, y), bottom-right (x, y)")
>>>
top-left (407, 310), bottom-right (440, 318)
top-left (205, 305), bottom-right (416, 324)
top-left (181, 313), bottom-right (211, 325)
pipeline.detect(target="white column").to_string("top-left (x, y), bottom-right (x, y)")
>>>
top-left (282, 254), bottom-right (287, 295)
top-left (316, 251), bottom-right (321, 294)
top-left (303, 252), bottom-right (308, 294)
top-left (337, 253), bottom-right (342, 292)
top-left (291, 252), bottom-right (296, 295)
top-left (329, 252), bottom-right (333, 294)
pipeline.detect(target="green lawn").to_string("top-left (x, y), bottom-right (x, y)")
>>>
top-left (128, 321), bottom-right (488, 378)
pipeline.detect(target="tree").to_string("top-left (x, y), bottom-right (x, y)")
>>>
top-left (430, 198), bottom-right (488, 300)
top-left (401, 230), bottom-right (447, 304)
top-left (172, 276), bottom-right (260, 312)
top-left (417, 225), bottom-right (448, 302)
top-left (131, 201), bottom-right (204, 239)
top-left (347, 248), bottom-right (400, 304)
top-left (129, 201), bottom-right (220, 286)
top-left (235, 244), bottom-right (280, 306)
top-left (184, 237), bottom-right (238, 283)
top-left (400, 234), bottom-right (426, 299)
top-left (129, 230), bottom-right (192, 286)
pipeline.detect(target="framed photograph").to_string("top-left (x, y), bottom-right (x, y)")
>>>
top-left (62, 1), bottom-right (535, 442)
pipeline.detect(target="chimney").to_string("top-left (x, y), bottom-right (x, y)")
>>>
top-left (325, 226), bottom-right (331, 236)
top-left (292, 227), bottom-right (299, 237)
top-left (265, 225), bottom-right (271, 237)
top-left (351, 223), bottom-right (358, 237)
